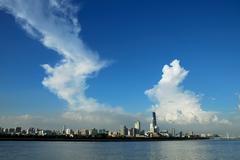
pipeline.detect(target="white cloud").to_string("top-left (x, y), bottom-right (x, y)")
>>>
top-left (0, 0), bottom-right (133, 126)
top-left (0, 0), bottom-right (101, 105)
top-left (145, 59), bottom-right (230, 125)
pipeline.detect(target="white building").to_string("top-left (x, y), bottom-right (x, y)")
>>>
top-left (134, 120), bottom-right (141, 134)
top-left (65, 128), bottom-right (72, 135)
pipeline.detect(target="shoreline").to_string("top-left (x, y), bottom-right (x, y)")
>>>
top-left (0, 136), bottom-right (209, 142)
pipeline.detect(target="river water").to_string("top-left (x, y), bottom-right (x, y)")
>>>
top-left (0, 140), bottom-right (239, 160)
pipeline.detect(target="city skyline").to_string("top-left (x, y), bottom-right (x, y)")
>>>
top-left (0, 112), bottom-right (220, 139)
top-left (1, 0), bottom-right (240, 135)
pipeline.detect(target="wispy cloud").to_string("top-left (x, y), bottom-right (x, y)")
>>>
top-left (0, 0), bottom-right (103, 106)
top-left (0, 0), bottom-right (135, 126)
top-left (145, 59), bottom-right (230, 125)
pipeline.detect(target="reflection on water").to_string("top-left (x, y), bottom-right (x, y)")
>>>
top-left (0, 140), bottom-right (240, 160)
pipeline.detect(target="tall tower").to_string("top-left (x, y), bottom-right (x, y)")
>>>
top-left (120, 125), bottom-right (128, 136)
top-left (150, 112), bottom-right (158, 133)
top-left (152, 112), bottom-right (157, 127)
top-left (134, 120), bottom-right (141, 134)
top-left (62, 125), bottom-right (66, 134)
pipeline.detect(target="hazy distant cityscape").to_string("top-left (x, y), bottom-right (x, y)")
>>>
top-left (0, 112), bottom-right (221, 139)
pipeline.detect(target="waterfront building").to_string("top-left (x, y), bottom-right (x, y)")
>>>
top-left (128, 128), bottom-right (132, 136)
top-left (65, 128), bottom-right (73, 135)
top-left (120, 125), bottom-right (128, 136)
top-left (98, 129), bottom-right (107, 135)
top-left (111, 131), bottom-right (120, 137)
top-left (39, 130), bottom-right (52, 136)
top-left (134, 120), bottom-right (141, 134)
top-left (179, 131), bottom-right (183, 138)
top-left (3, 128), bottom-right (8, 134)
top-left (185, 131), bottom-right (194, 138)
top-left (15, 127), bottom-right (22, 134)
top-left (73, 130), bottom-right (78, 135)
top-left (160, 130), bottom-right (169, 137)
top-left (170, 128), bottom-right (176, 137)
top-left (108, 131), bottom-right (113, 136)
top-left (200, 133), bottom-right (206, 138)
top-left (152, 112), bottom-right (157, 126)
top-left (90, 128), bottom-right (98, 137)
top-left (140, 130), bottom-right (145, 135)
top-left (27, 127), bottom-right (35, 135)
top-left (36, 128), bottom-right (43, 135)
top-left (9, 128), bottom-right (15, 134)
top-left (150, 112), bottom-right (159, 133)
top-left (79, 129), bottom-right (89, 136)
top-left (127, 128), bottom-right (137, 137)
top-left (21, 129), bottom-right (27, 135)
top-left (150, 123), bottom-right (154, 133)
top-left (62, 125), bottom-right (66, 134)
top-left (0, 127), bottom-right (3, 134)
top-left (133, 128), bottom-right (138, 137)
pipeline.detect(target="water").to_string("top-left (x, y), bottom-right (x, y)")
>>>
top-left (0, 140), bottom-right (239, 160)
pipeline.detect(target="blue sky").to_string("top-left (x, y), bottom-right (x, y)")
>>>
top-left (0, 0), bottom-right (240, 131)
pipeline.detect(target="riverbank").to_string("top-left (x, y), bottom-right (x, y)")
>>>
top-left (0, 135), bottom-right (209, 142)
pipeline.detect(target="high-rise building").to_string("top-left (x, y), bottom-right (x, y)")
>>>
top-left (150, 123), bottom-right (154, 133)
top-left (150, 112), bottom-right (159, 133)
top-left (171, 128), bottom-right (176, 137)
top-left (120, 125), bottom-right (128, 136)
top-left (152, 112), bottom-right (157, 127)
top-left (134, 120), bottom-right (141, 134)
top-left (128, 128), bottom-right (137, 137)
top-left (62, 125), bottom-right (66, 134)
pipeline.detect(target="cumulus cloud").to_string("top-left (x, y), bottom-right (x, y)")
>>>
top-left (0, 0), bottom-right (133, 126)
top-left (145, 59), bottom-right (230, 125)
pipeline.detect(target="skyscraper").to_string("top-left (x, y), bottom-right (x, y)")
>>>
top-left (62, 125), bottom-right (66, 134)
top-left (150, 112), bottom-right (159, 133)
top-left (120, 125), bottom-right (128, 136)
top-left (152, 112), bottom-right (157, 127)
top-left (134, 120), bottom-right (141, 134)
top-left (150, 123), bottom-right (154, 133)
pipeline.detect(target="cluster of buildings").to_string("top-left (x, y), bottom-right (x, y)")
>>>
top-left (119, 112), bottom-right (195, 138)
top-left (0, 112), bottom-right (215, 138)
top-left (0, 127), bottom-right (56, 136)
